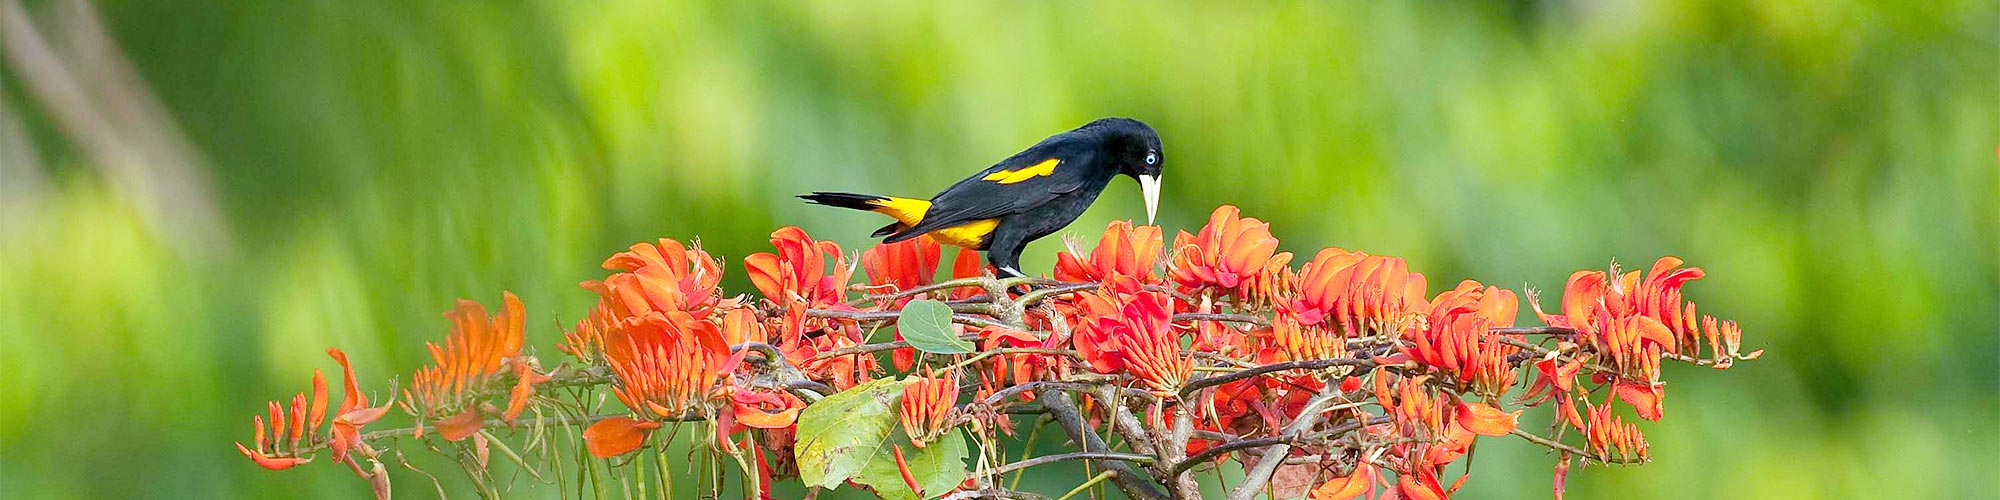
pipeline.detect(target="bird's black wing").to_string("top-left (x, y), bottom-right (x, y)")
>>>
top-left (884, 136), bottom-right (1098, 242)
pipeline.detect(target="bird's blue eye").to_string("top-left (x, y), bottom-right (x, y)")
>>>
top-left (1145, 153), bottom-right (1158, 165)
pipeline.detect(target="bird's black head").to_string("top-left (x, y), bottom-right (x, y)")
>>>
top-left (1080, 117), bottom-right (1164, 223)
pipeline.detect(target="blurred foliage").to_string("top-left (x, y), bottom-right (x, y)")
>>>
top-left (1, 0), bottom-right (1995, 498)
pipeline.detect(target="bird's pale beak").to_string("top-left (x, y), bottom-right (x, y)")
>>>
top-left (1138, 174), bottom-right (1161, 225)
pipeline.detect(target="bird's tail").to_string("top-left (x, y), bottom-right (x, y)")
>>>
top-left (799, 192), bottom-right (932, 237)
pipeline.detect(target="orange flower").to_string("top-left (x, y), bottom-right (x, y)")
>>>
top-left (1402, 281), bottom-right (1520, 394)
top-left (948, 248), bottom-right (987, 300)
top-left (596, 238), bottom-right (728, 320)
top-left (602, 311), bottom-right (730, 417)
top-left (1309, 462), bottom-right (1377, 500)
top-left (1519, 354), bottom-right (1588, 429)
top-left (863, 236), bottom-right (943, 293)
top-left (1073, 275), bottom-right (1190, 394)
top-left (407, 292), bottom-right (542, 439)
top-left (862, 237), bottom-right (944, 371)
top-left (559, 302), bottom-right (613, 363)
top-left (235, 370), bottom-right (329, 470)
top-left (1269, 315), bottom-right (1343, 362)
top-left (786, 329), bottom-right (879, 391)
top-left (1530, 257), bottom-right (1742, 361)
top-left (745, 227), bottom-right (855, 349)
top-left (1583, 400), bottom-right (1650, 461)
top-left (1290, 248), bottom-right (1428, 336)
top-left (1057, 220), bottom-right (1165, 283)
top-left (976, 326), bottom-right (1057, 402)
top-left (1170, 206), bottom-right (1289, 292)
top-left (899, 374), bottom-right (960, 447)
top-left (730, 390), bottom-right (806, 429)
top-left (745, 226), bottom-right (852, 310)
top-left (1395, 465), bottom-right (1449, 500)
top-left (1611, 380), bottom-right (1665, 421)
top-left (1374, 371), bottom-right (1447, 440)
top-left (328, 348), bottom-right (392, 463)
top-left (1453, 401), bottom-right (1520, 436)
top-left (583, 416), bottom-right (662, 458)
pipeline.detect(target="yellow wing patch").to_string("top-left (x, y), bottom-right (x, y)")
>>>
top-left (863, 197), bottom-right (994, 248)
top-left (981, 158), bottom-right (1060, 184)
top-left (930, 219), bottom-right (999, 248)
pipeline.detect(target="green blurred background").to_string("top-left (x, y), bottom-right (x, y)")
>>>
top-left (2, 0), bottom-right (1994, 498)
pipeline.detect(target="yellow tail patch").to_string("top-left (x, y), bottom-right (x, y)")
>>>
top-left (865, 197), bottom-right (997, 248)
top-left (981, 158), bottom-right (1060, 184)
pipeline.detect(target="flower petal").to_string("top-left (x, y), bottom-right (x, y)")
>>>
top-left (435, 408), bottom-right (485, 442)
top-left (1455, 401), bottom-right (1520, 436)
top-left (583, 417), bottom-right (661, 458)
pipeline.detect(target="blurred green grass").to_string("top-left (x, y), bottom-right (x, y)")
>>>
top-left (1, 0), bottom-right (1995, 498)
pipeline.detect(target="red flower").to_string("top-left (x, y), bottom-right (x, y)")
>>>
top-left (1170, 206), bottom-right (1289, 292)
top-left (1057, 220), bottom-right (1165, 283)
top-left (1073, 275), bottom-right (1190, 394)
top-left (899, 374), bottom-right (960, 447)
top-left (1290, 248), bottom-right (1428, 336)
top-left (1402, 281), bottom-right (1520, 394)
top-left (407, 292), bottom-right (541, 440)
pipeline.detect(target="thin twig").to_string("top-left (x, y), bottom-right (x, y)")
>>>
top-left (973, 451), bottom-right (1157, 478)
top-left (1179, 358), bottom-right (1375, 399)
top-left (1509, 428), bottom-right (1647, 465)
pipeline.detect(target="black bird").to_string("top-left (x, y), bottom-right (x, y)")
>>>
top-left (801, 117), bottom-right (1164, 277)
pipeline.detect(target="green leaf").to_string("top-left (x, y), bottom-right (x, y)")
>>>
top-left (899, 299), bottom-right (975, 354)
top-left (854, 429), bottom-right (971, 500)
top-left (794, 377), bottom-right (913, 490)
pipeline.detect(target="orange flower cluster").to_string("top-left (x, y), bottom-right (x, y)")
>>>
top-left (235, 348), bottom-right (392, 472)
top-left (899, 373), bottom-right (960, 447)
top-left (1289, 247), bottom-right (1429, 336)
top-left (1060, 220), bottom-right (1165, 283)
top-left (1169, 206), bottom-right (1290, 296)
top-left (1583, 399), bottom-right (1650, 461)
top-left (746, 227), bottom-right (852, 341)
top-left (1530, 257), bottom-right (1750, 377)
top-left (235, 369), bottom-right (326, 470)
top-left (862, 236), bottom-right (941, 371)
top-left (603, 311), bottom-right (730, 417)
top-left (1270, 315), bottom-right (1344, 362)
top-left (406, 292), bottom-right (545, 441)
top-left (1073, 275), bottom-right (1190, 393)
top-left (229, 205), bottom-right (1752, 500)
top-left (1402, 281), bottom-right (1520, 395)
